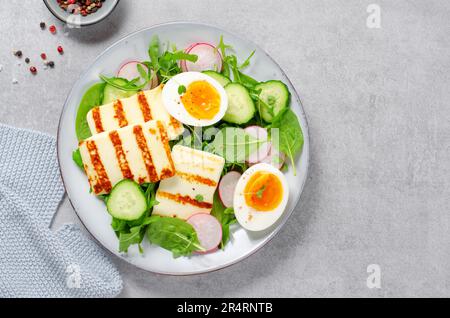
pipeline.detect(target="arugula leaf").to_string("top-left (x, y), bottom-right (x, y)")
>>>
top-left (205, 127), bottom-right (264, 163)
top-left (119, 226), bottom-right (144, 253)
top-left (136, 63), bottom-right (149, 82)
top-left (144, 183), bottom-right (159, 212)
top-left (72, 149), bottom-right (83, 169)
top-left (238, 72), bottom-right (259, 90)
top-left (146, 216), bottom-right (204, 258)
top-left (195, 194), bottom-right (204, 202)
top-left (217, 36), bottom-right (257, 88)
top-left (112, 182), bottom-right (159, 253)
top-left (99, 75), bottom-right (149, 92)
top-left (217, 35), bottom-right (233, 78)
top-left (148, 35), bottom-right (160, 71)
top-left (75, 82), bottom-right (106, 141)
top-left (210, 192), bottom-right (237, 249)
top-left (269, 108), bottom-right (304, 175)
top-left (157, 50), bottom-right (198, 82)
top-left (239, 50), bottom-right (256, 69)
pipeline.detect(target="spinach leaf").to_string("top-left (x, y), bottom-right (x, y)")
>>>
top-left (72, 149), bottom-right (83, 169)
top-left (205, 127), bottom-right (264, 163)
top-left (210, 192), bottom-right (237, 249)
top-left (146, 216), bottom-right (204, 258)
top-left (75, 82), bottom-right (106, 141)
top-left (269, 108), bottom-right (304, 175)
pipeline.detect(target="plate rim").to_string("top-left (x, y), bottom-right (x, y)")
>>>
top-left (56, 21), bottom-right (310, 276)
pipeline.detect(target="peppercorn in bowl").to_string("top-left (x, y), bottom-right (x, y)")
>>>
top-left (43, 0), bottom-right (120, 27)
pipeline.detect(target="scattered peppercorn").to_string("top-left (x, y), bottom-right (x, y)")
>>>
top-left (57, 46), bottom-right (64, 54)
top-left (47, 61), bottom-right (55, 68)
top-left (40, 53), bottom-right (47, 60)
top-left (57, 0), bottom-right (106, 16)
top-left (25, 57), bottom-right (30, 64)
top-left (30, 66), bottom-right (37, 74)
top-left (40, 22), bottom-right (46, 29)
top-left (13, 50), bottom-right (23, 58)
top-left (49, 25), bottom-right (56, 34)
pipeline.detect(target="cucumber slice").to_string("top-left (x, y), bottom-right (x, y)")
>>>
top-left (107, 180), bottom-right (147, 221)
top-left (103, 78), bottom-right (136, 104)
top-left (202, 71), bottom-right (231, 87)
top-left (255, 80), bottom-right (290, 123)
top-left (223, 83), bottom-right (256, 124)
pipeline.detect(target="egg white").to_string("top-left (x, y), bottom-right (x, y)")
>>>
top-left (233, 163), bottom-right (289, 231)
top-left (162, 72), bottom-right (228, 127)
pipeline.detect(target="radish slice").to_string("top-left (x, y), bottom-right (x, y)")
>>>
top-left (244, 126), bottom-right (271, 164)
top-left (260, 146), bottom-right (286, 169)
top-left (181, 43), bottom-right (222, 72)
top-left (187, 213), bottom-right (222, 253)
top-left (117, 61), bottom-right (158, 89)
top-left (219, 171), bottom-right (242, 208)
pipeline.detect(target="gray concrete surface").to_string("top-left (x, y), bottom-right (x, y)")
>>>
top-left (1, 0), bottom-right (449, 297)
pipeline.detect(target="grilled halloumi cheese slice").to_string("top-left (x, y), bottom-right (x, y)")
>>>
top-left (153, 145), bottom-right (225, 220)
top-left (86, 85), bottom-right (184, 140)
top-left (79, 120), bottom-right (175, 195)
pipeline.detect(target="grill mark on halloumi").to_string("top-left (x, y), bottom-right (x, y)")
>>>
top-left (113, 100), bottom-right (128, 128)
top-left (157, 191), bottom-right (213, 209)
top-left (169, 116), bottom-right (181, 131)
top-left (86, 140), bottom-right (112, 193)
top-left (157, 121), bottom-right (175, 179)
top-left (92, 108), bottom-right (104, 133)
top-left (109, 131), bottom-right (133, 180)
top-left (138, 91), bottom-right (152, 121)
top-left (133, 125), bottom-right (158, 182)
top-left (176, 171), bottom-right (217, 187)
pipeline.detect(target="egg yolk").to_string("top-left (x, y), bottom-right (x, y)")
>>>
top-left (181, 80), bottom-right (221, 120)
top-left (244, 171), bottom-right (283, 212)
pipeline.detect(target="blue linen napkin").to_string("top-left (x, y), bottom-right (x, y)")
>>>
top-left (0, 124), bottom-right (122, 297)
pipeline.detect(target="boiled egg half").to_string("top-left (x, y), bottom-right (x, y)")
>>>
top-left (162, 72), bottom-right (228, 127)
top-left (233, 163), bottom-right (289, 231)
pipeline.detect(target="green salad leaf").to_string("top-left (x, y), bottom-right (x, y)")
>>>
top-left (118, 226), bottom-right (144, 253)
top-left (146, 35), bottom-right (198, 83)
top-left (148, 35), bottom-right (160, 71)
top-left (146, 216), bottom-right (204, 258)
top-left (205, 127), bottom-right (264, 163)
top-left (99, 75), bottom-right (149, 92)
top-left (211, 192), bottom-right (237, 249)
top-left (269, 108), bottom-right (304, 175)
top-left (72, 149), bottom-right (83, 169)
top-left (75, 82), bottom-right (106, 141)
top-left (111, 182), bottom-right (159, 253)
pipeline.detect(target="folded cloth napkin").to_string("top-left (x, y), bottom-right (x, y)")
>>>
top-left (0, 124), bottom-right (122, 297)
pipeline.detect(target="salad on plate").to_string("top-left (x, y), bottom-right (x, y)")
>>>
top-left (72, 35), bottom-right (304, 258)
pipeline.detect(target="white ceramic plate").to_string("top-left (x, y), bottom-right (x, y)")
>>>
top-left (57, 22), bottom-right (310, 275)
